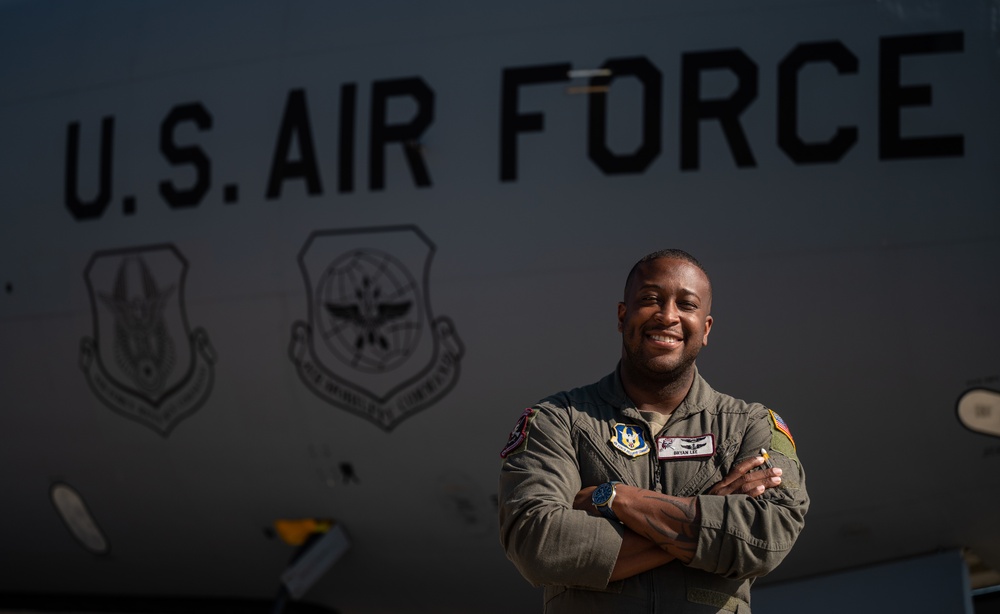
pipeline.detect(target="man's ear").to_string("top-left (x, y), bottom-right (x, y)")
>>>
top-left (617, 302), bottom-right (626, 332)
top-left (702, 315), bottom-right (713, 345)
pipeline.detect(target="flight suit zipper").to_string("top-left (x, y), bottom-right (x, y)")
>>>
top-left (651, 442), bottom-right (663, 493)
top-left (647, 424), bottom-right (666, 494)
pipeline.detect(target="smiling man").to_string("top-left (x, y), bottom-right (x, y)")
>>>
top-left (498, 249), bottom-right (809, 613)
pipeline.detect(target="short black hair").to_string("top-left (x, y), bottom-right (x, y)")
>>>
top-left (623, 249), bottom-right (712, 301)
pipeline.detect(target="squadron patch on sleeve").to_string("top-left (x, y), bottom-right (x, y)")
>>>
top-left (610, 424), bottom-right (650, 458)
top-left (500, 408), bottom-right (535, 459)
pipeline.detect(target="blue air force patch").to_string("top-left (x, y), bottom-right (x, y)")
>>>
top-left (610, 424), bottom-right (650, 458)
top-left (500, 408), bottom-right (535, 459)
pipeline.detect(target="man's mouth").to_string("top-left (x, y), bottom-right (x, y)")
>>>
top-left (649, 334), bottom-right (682, 345)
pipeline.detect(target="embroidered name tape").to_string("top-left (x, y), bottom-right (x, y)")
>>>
top-left (610, 424), bottom-right (650, 458)
top-left (656, 434), bottom-right (715, 460)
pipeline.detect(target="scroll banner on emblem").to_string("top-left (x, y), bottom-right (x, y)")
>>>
top-left (289, 226), bottom-right (465, 431)
top-left (79, 245), bottom-right (217, 437)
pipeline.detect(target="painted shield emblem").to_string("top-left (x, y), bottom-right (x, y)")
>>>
top-left (289, 226), bottom-right (464, 431)
top-left (79, 245), bottom-right (216, 436)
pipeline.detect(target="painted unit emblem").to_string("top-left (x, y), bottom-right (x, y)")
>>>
top-left (657, 434), bottom-right (716, 460)
top-left (610, 424), bottom-right (650, 458)
top-left (79, 245), bottom-right (216, 436)
top-left (289, 226), bottom-right (464, 431)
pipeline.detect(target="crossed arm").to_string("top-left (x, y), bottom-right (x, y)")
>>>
top-left (573, 455), bottom-right (783, 582)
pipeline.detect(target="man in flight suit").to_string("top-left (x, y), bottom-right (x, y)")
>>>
top-left (498, 249), bottom-right (808, 613)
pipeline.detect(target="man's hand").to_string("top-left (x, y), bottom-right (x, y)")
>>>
top-left (574, 455), bottom-right (780, 512)
top-left (708, 455), bottom-right (782, 496)
top-left (568, 455), bottom-right (783, 580)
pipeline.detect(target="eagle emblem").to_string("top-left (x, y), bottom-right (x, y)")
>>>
top-left (324, 275), bottom-right (413, 360)
top-left (290, 226), bottom-right (464, 431)
top-left (80, 245), bottom-right (216, 436)
top-left (610, 424), bottom-right (650, 457)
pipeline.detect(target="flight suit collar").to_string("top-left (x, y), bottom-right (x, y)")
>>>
top-left (601, 363), bottom-right (715, 422)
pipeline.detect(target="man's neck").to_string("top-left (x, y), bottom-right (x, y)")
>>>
top-left (620, 365), bottom-right (696, 416)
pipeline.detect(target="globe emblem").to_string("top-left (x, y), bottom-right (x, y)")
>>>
top-left (316, 249), bottom-right (422, 373)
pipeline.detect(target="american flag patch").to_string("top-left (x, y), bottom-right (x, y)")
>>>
top-left (769, 409), bottom-right (795, 449)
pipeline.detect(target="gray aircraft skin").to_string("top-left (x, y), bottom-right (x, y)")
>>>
top-left (1, 1), bottom-right (999, 612)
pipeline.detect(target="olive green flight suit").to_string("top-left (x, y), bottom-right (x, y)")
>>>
top-left (498, 366), bottom-right (808, 613)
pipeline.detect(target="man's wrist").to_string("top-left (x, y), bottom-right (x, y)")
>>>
top-left (592, 481), bottom-right (622, 522)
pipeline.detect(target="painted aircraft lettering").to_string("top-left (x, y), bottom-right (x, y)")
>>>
top-left (64, 31), bottom-right (964, 221)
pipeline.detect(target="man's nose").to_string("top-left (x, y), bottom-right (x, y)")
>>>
top-left (654, 301), bottom-right (680, 323)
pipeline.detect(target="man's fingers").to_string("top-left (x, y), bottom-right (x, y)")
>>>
top-left (731, 455), bottom-right (766, 476)
top-left (741, 469), bottom-right (783, 496)
top-left (708, 457), bottom-right (783, 496)
top-left (710, 456), bottom-right (766, 492)
top-left (721, 457), bottom-right (761, 485)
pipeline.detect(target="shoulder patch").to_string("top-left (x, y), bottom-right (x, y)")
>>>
top-left (767, 408), bottom-right (797, 459)
top-left (500, 408), bottom-right (535, 459)
top-left (768, 409), bottom-right (795, 448)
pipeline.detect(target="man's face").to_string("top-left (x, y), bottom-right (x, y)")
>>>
top-left (617, 257), bottom-right (713, 382)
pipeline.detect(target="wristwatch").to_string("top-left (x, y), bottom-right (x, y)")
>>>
top-left (592, 481), bottom-right (621, 522)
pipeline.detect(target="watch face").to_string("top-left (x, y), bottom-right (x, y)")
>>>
top-left (593, 482), bottom-right (613, 506)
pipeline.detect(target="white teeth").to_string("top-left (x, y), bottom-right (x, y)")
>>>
top-left (651, 335), bottom-right (679, 343)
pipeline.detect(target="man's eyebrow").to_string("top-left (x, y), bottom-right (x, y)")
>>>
top-left (639, 283), bottom-right (702, 294)
top-left (634, 284), bottom-right (705, 301)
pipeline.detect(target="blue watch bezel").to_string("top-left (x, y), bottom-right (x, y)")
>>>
top-left (592, 481), bottom-right (621, 521)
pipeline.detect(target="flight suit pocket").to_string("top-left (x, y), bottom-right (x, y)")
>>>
top-left (671, 436), bottom-right (740, 496)
top-left (544, 581), bottom-right (628, 614)
top-left (575, 426), bottom-right (631, 486)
